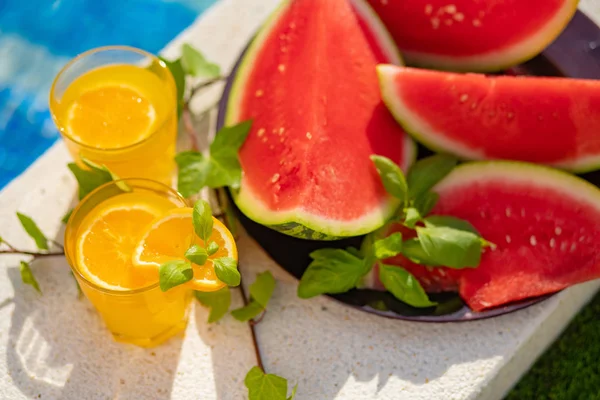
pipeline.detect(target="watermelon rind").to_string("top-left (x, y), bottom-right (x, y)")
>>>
top-left (377, 64), bottom-right (600, 173)
top-left (402, 0), bottom-right (579, 72)
top-left (225, 1), bottom-right (412, 240)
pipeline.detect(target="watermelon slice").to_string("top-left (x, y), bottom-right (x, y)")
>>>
top-left (367, 0), bottom-right (579, 72)
top-left (366, 161), bottom-right (600, 311)
top-left (378, 65), bottom-right (600, 173)
top-left (225, 0), bottom-right (415, 240)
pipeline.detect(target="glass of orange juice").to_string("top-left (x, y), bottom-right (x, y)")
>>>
top-left (49, 46), bottom-right (177, 185)
top-left (65, 178), bottom-right (192, 347)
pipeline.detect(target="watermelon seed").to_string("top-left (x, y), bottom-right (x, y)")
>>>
top-left (520, 209), bottom-right (526, 217)
top-left (278, 64), bottom-right (286, 73)
top-left (473, 19), bottom-right (482, 27)
top-left (480, 211), bottom-right (486, 218)
top-left (530, 236), bottom-right (537, 246)
top-left (255, 90), bottom-right (264, 98)
top-left (306, 132), bottom-right (312, 140)
top-left (570, 243), bottom-right (577, 253)
top-left (555, 227), bottom-right (562, 235)
top-left (438, 269), bottom-right (446, 277)
top-left (289, 22), bottom-right (296, 29)
top-left (271, 173), bottom-right (280, 183)
top-left (454, 13), bottom-right (464, 22)
top-left (269, 144), bottom-right (274, 150)
top-left (579, 236), bottom-right (585, 242)
top-left (480, 301), bottom-right (492, 308)
top-left (470, 102), bottom-right (478, 110)
top-left (507, 112), bottom-right (514, 120)
top-left (445, 19), bottom-right (453, 26)
top-left (257, 128), bottom-right (265, 137)
top-left (550, 238), bottom-right (556, 248)
top-left (278, 127), bottom-right (285, 135)
top-left (505, 235), bottom-right (511, 244)
top-left (261, 137), bottom-right (268, 143)
top-left (445, 5), bottom-right (457, 13)
top-left (460, 94), bottom-right (469, 103)
top-left (505, 207), bottom-right (512, 217)
top-left (560, 242), bottom-right (568, 252)
top-left (431, 17), bottom-right (440, 29)
top-left (425, 4), bottom-right (433, 15)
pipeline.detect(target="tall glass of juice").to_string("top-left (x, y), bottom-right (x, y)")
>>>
top-left (50, 46), bottom-right (177, 185)
top-left (65, 178), bottom-right (192, 347)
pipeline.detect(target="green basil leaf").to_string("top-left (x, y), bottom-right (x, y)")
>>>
top-left (159, 56), bottom-right (186, 118)
top-left (213, 257), bottom-right (241, 286)
top-left (249, 271), bottom-right (276, 308)
top-left (400, 239), bottom-right (442, 266)
top-left (424, 215), bottom-right (480, 236)
top-left (181, 44), bottom-right (221, 78)
top-left (297, 249), bottom-right (366, 298)
top-left (231, 301), bottom-right (264, 322)
top-left (245, 366), bottom-right (289, 400)
top-left (175, 151), bottom-right (211, 198)
top-left (373, 232), bottom-right (403, 260)
top-left (192, 200), bottom-right (213, 241)
top-left (370, 155), bottom-right (408, 203)
top-left (416, 226), bottom-right (482, 269)
top-left (413, 191), bottom-right (439, 217)
top-left (16, 212), bottom-right (48, 250)
top-left (185, 244), bottom-right (208, 265)
top-left (159, 260), bottom-right (193, 292)
top-left (195, 287), bottom-right (231, 323)
top-left (379, 264), bottom-right (436, 308)
top-left (403, 207), bottom-right (422, 229)
top-left (20, 261), bottom-right (41, 294)
top-left (407, 154), bottom-right (457, 199)
top-left (207, 241), bottom-right (219, 256)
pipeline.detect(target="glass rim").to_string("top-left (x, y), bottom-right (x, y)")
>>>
top-left (49, 45), bottom-right (176, 153)
top-left (64, 178), bottom-right (188, 296)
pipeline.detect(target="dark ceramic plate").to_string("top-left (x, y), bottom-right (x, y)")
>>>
top-left (216, 11), bottom-right (600, 322)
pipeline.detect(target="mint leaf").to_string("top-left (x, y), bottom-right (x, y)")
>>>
top-left (16, 212), bottom-right (48, 250)
top-left (213, 257), bottom-right (241, 286)
top-left (416, 226), bottom-right (481, 269)
top-left (379, 264), bottom-right (436, 308)
top-left (159, 56), bottom-right (186, 118)
top-left (81, 158), bottom-right (129, 192)
top-left (231, 300), bottom-right (264, 322)
top-left (404, 207), bottom-right (422, 229)
top-left (175, 151), bottom-right (211, 198)
top-left (407, 154), bottom-right (457, 199)
top-left (250, 271), bottom-right (276, 308)
top-left (245, 367), bottom-right (292, 400)
top-left (211, 120), bottom-right (252, 156)
top-left (159, 260), bottom-right (193, 291)
top-left (401, 239), bottom-right (441, 266)
top-left (297, 249), bottom-right (367, 298)
top-left (424, 215), bottom-right (480, 236)
top-left (185, 244), bottom-right (208, 265)
top-left (20, 261), bottom-right (41, 294)
top-left (370, 155), bottom-right (408, 203)
top-left (62, 209), bottom-right (73, 224)
top-left (413, 191), bottom-right (439, 217)
top-left (68, 163), bottom-right (112, 200)
top-left (207, 241), bottom-right (219, 256)
top-left (373, 233), bottom-right (403, 260)
top-left (192, 200), bottom-right (213, 241)
top-left (207, 121), bottom-right (253, 189)
top-left (181, 44), bottom-right (221, 78)
top-left (195, 287), bottom-right (231, 323)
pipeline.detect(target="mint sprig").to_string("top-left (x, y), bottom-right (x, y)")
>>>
top-left (213, 257), bottom-right (241, 286)
top-left (16, 212), bottom-right (48, 250)
top-left (195, 287), bottom-right (231, 323)
top-left (185, 244), bottom-right (208, 265)
top-left (232, 271), bottom-right (275, 321)
top-left (20, 261), bottom-right (41, 294)
top-left (181, 43), bottom-right (221, 79)
top-left (245, 367), bottom-right (297, 400)
top-left (159, 260), bottom-right (193, 291)
top-left (379, 264), bottom-right (436, 308)
top-left (176, 121), bottom-right (253, 197)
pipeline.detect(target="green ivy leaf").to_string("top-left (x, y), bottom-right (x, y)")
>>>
top-left (159, 260), bottom-right (193, 292)
top-left (373, 232), bottom-right (403, 260)
top-left (195, 287), bottom-right (231, 323)
top-left (416, 226), bottom-right (482, 269)
top-left (231, 300), bottom-right (264, 322)
top-left (181, 44), bottom-right (221, 78)
top-left (250, 271), bottom-right (276, 308)
top-left (192, 200), bottom-right (213, 241)
top-left (16, 212), bottom-right (48, 250)
top-left (20, 261), bottom-right (41, 294)
top-left (175, 151), bottom-right (211, 198)
top-left (207, 121), bottom-right (253, 189)
top-left (403, 207), bottom-right (422, 229)
top-left (407, 154), bottom-right (457, 200)
top-left (297, 249), bottom-right (368, 299)
top-left (245, 367), bottom-right (294, 400)
top-left (424, 215), bottom-right (480, 236)
top-left (207, 241), bottom-right (219, 256)
top-left (159, 56), bottom-right (186, 118)
top-left (413, 191), bottom-right (439, 217)
top-left (370, 155), bottom-right (408, 204)
top-left (185, 244), bottom-right (208, 265)
top-left (213, 257), bottom-right (241, 286)
top-left (379, 264), bottom-right (436, 308)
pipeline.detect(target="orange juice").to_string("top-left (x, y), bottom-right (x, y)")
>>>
top-left (50, 47), bottom-right (177, 185)
top-left (65, 179), bottom-right (192, 347)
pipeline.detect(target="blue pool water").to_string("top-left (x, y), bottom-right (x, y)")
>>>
top-left (0, 0), bottom-right (217, 189)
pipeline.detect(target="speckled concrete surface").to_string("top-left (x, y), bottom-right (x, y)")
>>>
top-left (1, 1), bottom-right (599, 399)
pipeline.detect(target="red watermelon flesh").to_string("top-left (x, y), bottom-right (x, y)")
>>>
top-left (363, 161), bottom-right (600, 311)
top-left (226, 0), bottom-right (414, 239)
top-left (378, 65), bottom-right (600, 173)
top-left (367, 0), bottom-right (578, 71)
